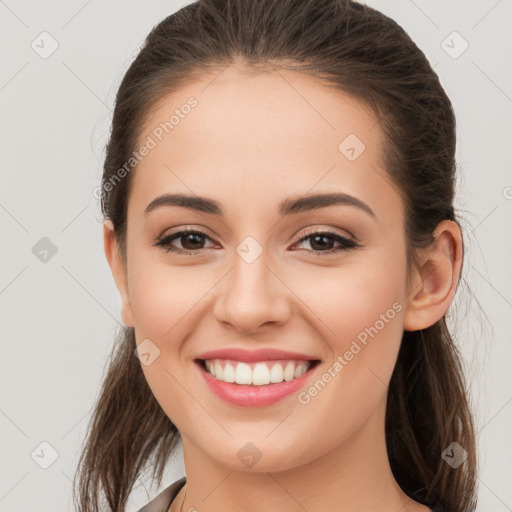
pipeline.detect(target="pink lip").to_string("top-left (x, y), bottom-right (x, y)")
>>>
top-left (195, 347), bottom-right (319, 362)
top-left (194, 359), bottom-right (321, 407)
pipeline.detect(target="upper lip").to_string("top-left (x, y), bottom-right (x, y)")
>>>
top-left (195, 348), bottom-right (320, 362)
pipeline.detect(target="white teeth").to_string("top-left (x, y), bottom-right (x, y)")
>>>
top-left (252, 363), bottom-right (270, 385)
top-left (269, 363), bottom-right (284, 383)
top-left (283, 362), bottom-right (295, 381)
top-left (294, 363), bottom-right (308, 378)
top-left (235, 362), bottom-right (252, 384)
top-left (223, 363), bottom-right (235, 383)
top-left (203, 359), bottom-right (314, 385)
top-left (214, 361), bottom-right (223, 380)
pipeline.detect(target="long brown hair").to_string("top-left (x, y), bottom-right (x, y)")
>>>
top-left (73, 1), bottom-right (478, 510)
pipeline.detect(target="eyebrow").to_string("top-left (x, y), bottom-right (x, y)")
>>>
top-left (144, 192), bottom-right (376, 218)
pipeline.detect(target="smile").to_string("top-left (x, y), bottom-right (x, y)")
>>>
top-left (194, 357), bottom-right (321, 407)
top-left (201, 358), bottom-right (317, 385)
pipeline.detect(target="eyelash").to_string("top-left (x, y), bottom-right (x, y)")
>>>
top-left (154, 226), bottom-right (359, 257)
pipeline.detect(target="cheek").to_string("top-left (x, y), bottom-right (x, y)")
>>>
top-left (287, 265), bottom-right (406, 461)
top-left (127, 256), bottom-right (210, 340)
top-left (290, 254), bottom-right (406, 352)
top-left (330, 271), bottom-right (404, 354)
top-left (289, 251), bottom-right (407, 407)
top-left (128, 261), bottom-right (203, 427)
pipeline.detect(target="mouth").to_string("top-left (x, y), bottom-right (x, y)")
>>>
top-left (195, 358), bottom-right (322, 386)
top-left (194, 357), bottom-right (322, 407)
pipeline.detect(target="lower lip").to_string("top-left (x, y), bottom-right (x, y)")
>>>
top-left (195, 360), bottom-right (320, 407)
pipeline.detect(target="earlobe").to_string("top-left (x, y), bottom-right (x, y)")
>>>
top-left (403, 220), bottom-right (463, 332)
top-left (103, 220), bottom-right (134, 327)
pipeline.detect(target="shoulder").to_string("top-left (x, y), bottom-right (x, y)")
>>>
top-left (136, 476), bottom-right (187, 512)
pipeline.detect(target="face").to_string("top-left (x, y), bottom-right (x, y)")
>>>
top-left (108, 64), bottom-right (417, 473)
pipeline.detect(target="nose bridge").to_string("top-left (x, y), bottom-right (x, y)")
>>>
top-left (213, 236), bottom-right (289, 332)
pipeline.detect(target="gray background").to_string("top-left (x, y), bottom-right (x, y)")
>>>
top-left (0, 0), bottom-right (511, 510)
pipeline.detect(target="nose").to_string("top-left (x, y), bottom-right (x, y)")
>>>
top-left (212, 251), bottom-right (291, 334)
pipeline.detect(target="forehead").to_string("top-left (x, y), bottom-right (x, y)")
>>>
top-left (129, 64), bottom-right (401, 224)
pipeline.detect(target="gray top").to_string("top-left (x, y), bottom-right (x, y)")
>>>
top-left (136, 476), bottom-right (439, 512)
top-left (137, 476), bottom-right (186, 512)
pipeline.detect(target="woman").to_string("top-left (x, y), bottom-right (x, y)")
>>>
top-left (73, 1), bottom-right (478, 511)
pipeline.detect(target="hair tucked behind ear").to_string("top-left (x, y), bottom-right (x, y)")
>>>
top-left (73, 1), bottom-right (478, 510)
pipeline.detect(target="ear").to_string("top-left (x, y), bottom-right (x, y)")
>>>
top-left (403, 220), bottom-right (463, 332)
top-left (103, 220), bottom-right (134, 327)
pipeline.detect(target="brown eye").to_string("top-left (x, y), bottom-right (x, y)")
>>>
top-left (293, 229), bottom-right (358, 254)
top-left (155, 229), bottom-right (215, 254)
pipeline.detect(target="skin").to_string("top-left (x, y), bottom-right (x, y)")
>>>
top-left (104, 63), bottom-right (462, 512)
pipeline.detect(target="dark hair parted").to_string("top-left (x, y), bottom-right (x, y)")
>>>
top-left (73, 1), bottom-right (478, 511)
